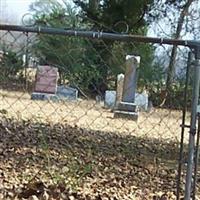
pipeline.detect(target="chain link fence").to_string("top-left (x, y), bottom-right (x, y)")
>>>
top-left (0, 25), bottom-right (199, 200)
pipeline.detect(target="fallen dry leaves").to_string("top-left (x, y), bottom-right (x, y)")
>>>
top-left (0, 112), bottom-right (195, 200)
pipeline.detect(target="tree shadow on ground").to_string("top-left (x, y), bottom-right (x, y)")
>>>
top-left (0, 115), bottom-right (189, 199)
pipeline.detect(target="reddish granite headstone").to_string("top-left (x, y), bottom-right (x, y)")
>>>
top-left (35, 65), bottom-right (58, 94)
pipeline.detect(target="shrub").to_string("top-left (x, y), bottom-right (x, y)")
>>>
top-left (0, 50), bottom-right (23, 81)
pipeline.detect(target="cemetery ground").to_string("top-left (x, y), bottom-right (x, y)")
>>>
top-left (0, 89), bottom-right (199, 200)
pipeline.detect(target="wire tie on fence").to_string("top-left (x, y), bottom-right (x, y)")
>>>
top-left (189, 128), bottom-right (197, 136)
top-left (185, 41), bottom-right (188, 46)
top-left (180, 124), bottom-right (190, 128)
top-left (100, 31), bottom-right (103, 38)
top-left (75, 31), bottom-right (77, 36)
top-left (93, 32), bottom-right (96, 38)
top-left (98, 31), bottom-right (102, 38)
top-left (24, 31), bottom-right (28, 37)
top-left (38, 26), bottom-right (41, 34)
top-left (160, 38), bottom-right (163, 44)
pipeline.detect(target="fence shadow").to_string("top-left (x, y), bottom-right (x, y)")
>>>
top-left (0, 115), bottom-right (188, 199)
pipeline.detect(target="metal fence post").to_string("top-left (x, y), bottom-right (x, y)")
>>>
top-left (177, 51), bottom-right (192, 200)
top-left (184, 48), bottom-right (200, 200)
top-left (192, 113), bottom-right (200, 200)
top-left (25, 32), bottom-right (29, 90)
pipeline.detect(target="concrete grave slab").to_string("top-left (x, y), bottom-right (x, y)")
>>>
top-left (31, 92), bottom-right (59, 101)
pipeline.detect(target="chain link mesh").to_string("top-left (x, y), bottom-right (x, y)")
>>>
top-left (0, 28), bottom-right (197, 199)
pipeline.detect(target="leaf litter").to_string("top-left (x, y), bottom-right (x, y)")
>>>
top-left (0, 114), bottom-right (196, 200)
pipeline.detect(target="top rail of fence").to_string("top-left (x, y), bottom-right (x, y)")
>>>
top-left (0, 24), bottom-right (200, 49)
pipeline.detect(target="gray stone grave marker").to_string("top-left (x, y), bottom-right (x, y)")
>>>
top-left (56, 85), bottom-right (78, 100)
top-left (104, 90), bottom-right (116, 109)
top-left (114, 55), bottom-right (140, 120)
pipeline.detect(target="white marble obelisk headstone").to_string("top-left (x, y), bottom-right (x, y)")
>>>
top-left (116, 73), bottom-right (124, 106)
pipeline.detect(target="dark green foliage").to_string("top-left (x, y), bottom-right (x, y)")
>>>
top-left (73, 0), bottom-right (157, 94)
top-left (73, 0), bottom-right (154, 32)
top-left (30, 1), bottom-right (99, 93)
top-left (30, 0), bottom-right (164, 97)
top-left (0, 49), bottom-right (23, 81)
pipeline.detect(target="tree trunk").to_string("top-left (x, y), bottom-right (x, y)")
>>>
top-left (161, 0), bottom-right (194, 106)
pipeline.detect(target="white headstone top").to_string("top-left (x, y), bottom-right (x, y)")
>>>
top-left (126, 55), bottom-right (141, 64)
top-left (118, 73), bottom-right (124, 79)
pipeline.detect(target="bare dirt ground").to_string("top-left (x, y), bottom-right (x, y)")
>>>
top-left (0, 90), bottom-right (198, 200)
top-left (0, 90), bottom-right (190, 141)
